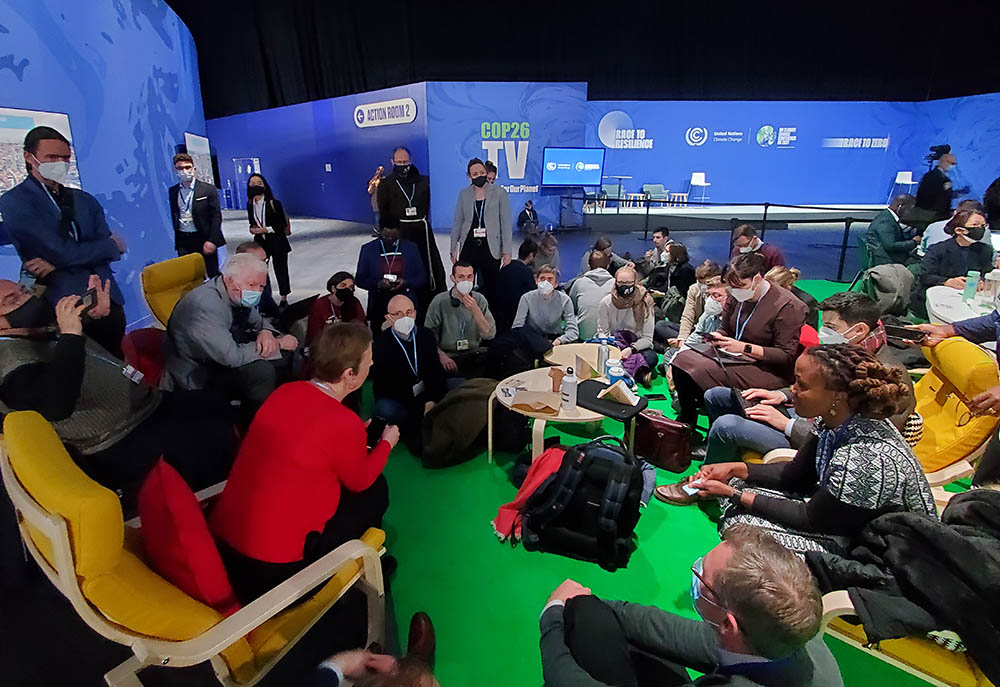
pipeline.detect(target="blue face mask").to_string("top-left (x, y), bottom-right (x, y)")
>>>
top-left (691, 556), bottom-right (726, 629)
top-left (241, 289), bottom-right (262, 308)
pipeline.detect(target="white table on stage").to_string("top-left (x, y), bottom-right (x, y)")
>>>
top-left (925, 285), bottom-right (997, 352)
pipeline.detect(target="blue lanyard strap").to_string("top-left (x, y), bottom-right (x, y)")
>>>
top-left (391, 329), bottom-right (419, 377)
top-left (380, 240), bottom-right (399, 271)
top-left (734, 299), bottom-right (761, 341)
top-left (396, 180), bottom-right (416, 207)
top-left (473, 199), bottom-right (486, 228)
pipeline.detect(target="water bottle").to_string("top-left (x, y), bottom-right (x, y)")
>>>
top-left (963, 270), bottom-right (981, 303)
top-left (597, 343), bottom-right (609, 375)
top-left (561, 367), bottom-right (578, 410)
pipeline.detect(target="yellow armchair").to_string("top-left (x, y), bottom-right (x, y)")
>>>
top-left (0, 411), bottom-right (386, 686)
top-left (141, 253), bottom-right (207, 326)
top-left (823, 590), bottom-right (993, 687)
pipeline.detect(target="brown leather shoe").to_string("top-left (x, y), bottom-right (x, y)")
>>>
top-left (406, 611), bottom-right (436, 668)
top-left (654, 475), bottom-right (702, 506)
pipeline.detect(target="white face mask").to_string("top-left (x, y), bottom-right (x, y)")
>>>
top-left (537, 280), bottom-right (554, 296)
top-left (176, 169), bottom-right (196, 184)
top-left (738, 238), bottom-right (760, 254)
top-left (31, 155), bottom-right (69, 184)
top-left (455, 279), bottom-right (474, 296)
top-left (818, 326), bottom-right (847, 345)
top-left (392, 316), bottom-right (415, 337)
top-left (704, 298), bottom-right (724, 316)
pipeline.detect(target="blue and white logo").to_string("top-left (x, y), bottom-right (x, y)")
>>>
top-left (546, 161), bottom-right (557, 171)
top-left (355, 109), bottom-right (365, 125)
top-left (756, 125), bottom-right (777, 147)
top-left (575, 161), bottom-right (585, 172)
top-left (598, 110), bottom-right (634, 148)
top-left (685, 126), bottom-right (708, 146)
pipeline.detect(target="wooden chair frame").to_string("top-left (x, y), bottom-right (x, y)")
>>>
top-left (1, 443), bottom-right (385, 687)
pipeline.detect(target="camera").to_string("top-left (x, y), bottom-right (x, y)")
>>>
top-left (925, 144), bottom-right (951, 163)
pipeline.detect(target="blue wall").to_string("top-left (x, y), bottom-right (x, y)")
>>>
top-left (207, 83), bottom-right (429, 224)
top-left (425, 82), bottom-right (588, 231)
top-left (0, 0), bottom-right (206, 326)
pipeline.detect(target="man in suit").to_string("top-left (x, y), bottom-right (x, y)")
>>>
top-left (539, 524), bottom-right (843, 687)
top-left (864, 194), bottom-right (917, 266)
top-left (169, 153), bottom-right (225, 277)
top-left (162, 253), bottom-right (297, 422)
top-left (0, 126), bottom-right (128, 357)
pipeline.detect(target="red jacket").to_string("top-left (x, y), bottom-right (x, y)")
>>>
top-left (210, 382), bottom-right (390, 563)
top-left (306, 295), bottom-right (367, 347)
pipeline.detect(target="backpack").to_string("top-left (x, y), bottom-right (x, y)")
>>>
top-left (520, 436), bottom-right (643, 571)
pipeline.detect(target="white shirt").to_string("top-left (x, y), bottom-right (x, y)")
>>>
top-left (177, 179), bottom-right (197, 233)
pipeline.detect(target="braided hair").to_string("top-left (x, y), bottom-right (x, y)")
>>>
top-left (804, 343), bottom-right (909, 419)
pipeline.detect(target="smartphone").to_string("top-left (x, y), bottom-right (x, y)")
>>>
top-left (366, 416), bottom-right (388, 449)
top-left (77, 288), bottom-right (98, 316)
top-left (883, 325), bottom-right (926, 343)
top-left (18, 269), bottom-right (36, 291)
top-left (643, 393), bottom-right (668, 401)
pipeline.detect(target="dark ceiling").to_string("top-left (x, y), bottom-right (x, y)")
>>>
top-left (167, 0), bottom-right (1000, 120)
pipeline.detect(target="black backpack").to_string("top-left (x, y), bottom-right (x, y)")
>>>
top-left (520, 436), bottom-right (643, 571)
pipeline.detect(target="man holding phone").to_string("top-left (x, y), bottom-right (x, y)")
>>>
top-left (657, 292), bottom-right (915, 505)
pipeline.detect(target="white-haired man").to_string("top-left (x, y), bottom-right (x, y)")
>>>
top-left (163, 253), bottom-right (297, 418)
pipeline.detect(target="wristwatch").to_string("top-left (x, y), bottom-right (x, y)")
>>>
top-left (729, 487), bottom-right (744, 506)
top-left (743, 343), bottom-right (753, 355)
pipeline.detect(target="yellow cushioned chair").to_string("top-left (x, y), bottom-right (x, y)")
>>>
top-left (0, 411), bottom-right (386, 686)
top-left (912, 338), bottom-right (999, 505)
top-left (141, 253), bottom-right (207, 326)
top-left (823, 590), bottom-right (994, 687)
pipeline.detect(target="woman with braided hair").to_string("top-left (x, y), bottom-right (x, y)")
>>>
top-left (684, 343), bottom-right (936, 554)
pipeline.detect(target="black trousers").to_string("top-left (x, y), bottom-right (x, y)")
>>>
top-left (974, 432), bottom-right (1000, 487)
top-left (177, 235), bottom-right (220, 277)
top-left (672, 365), bottom-right (704, 428)
top-left (460, 236), bottom-right (501, 312)
top-left (83, 301), bottom-right (126, 359)
top-left (563, 596), bottom-right (693, 687)
top-left (205, 358), bottom-right (279, 425)
top-left (270, 250), bottom-right (291, 297)
top-left (219, 475), bottom-right (390, 604)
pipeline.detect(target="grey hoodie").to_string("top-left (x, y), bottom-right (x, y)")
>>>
top-left (569, 268), bottom-right (615, 340)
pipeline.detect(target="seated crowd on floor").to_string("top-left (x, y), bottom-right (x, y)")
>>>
top-left (2, 128), bottom-right (1000, 687)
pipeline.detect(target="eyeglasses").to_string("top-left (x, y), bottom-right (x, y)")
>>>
top-left (388, 308), bottom-right (417, 318)
top-left (690, 556), bottom-right (731, 619)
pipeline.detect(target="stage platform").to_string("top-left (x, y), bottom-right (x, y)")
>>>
top-left (576, 202), bottom-right (885, 233)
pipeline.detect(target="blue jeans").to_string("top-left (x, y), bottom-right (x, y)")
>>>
top-left (702, 386), bottom-right (790, 464)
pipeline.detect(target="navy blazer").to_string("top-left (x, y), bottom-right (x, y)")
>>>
top-left (355, 237), bottom-right (428, 295)
top-left (0, 176), bottom-right (123, 306)
top-left (168, 179), bottom-right (224, 249)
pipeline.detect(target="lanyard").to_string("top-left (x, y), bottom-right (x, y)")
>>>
top-left (380, 240), bottom-right (398, 272)
top-left (396, 180), bottom-right (416, 208)
top-left (391, 328), bottom-right (419, 377)
top-left (178, 185), bottom-right (194, 214)
top-left (473, 199), bottom-right (486, 228)
top-left (326, 299), bottom-right (340, 323)
top-left (734, 299), bottom-right (761, 341)
top-left (253, 198), bottom-right (266, 227)
top-left (43, 187), bottom-right (78, 241)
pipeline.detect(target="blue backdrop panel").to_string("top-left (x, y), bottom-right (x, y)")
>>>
top-left (207, 83), bottom-right (428, 225)
top-left (584, 100), bottom-right (933, 205)
top-left (426, 82), bottom-right (588, 232)
top-left (0, 0), bottom-right (206, 326)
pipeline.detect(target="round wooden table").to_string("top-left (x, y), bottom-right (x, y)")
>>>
top-left (487, 366), bottom-right (603, 462)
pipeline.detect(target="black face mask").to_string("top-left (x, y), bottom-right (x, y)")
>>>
top-left (394, 164), bottom-right (411, 177)
top-left (615, 284), bottom-right (636, 299)
top-left (966, 226), bottom-right (987, 241)
top-left (471, 176), bottom-right (488, 188)
top-left (4, 296), bottom-right (54, 329)
top-left (334, 288), bottom-right (353, 302)
top-left (248, 186), bottom-right (266, 197)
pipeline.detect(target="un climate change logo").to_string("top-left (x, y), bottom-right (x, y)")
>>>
top-left (546, 162), bottom-right (557, 171)
top-left (685, 127), bottom-right (708, 146)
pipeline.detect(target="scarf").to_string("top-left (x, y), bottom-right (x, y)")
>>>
top-left (611, 284), bottom-right (654, 329)
top-left (492, 447), bottom-right (565, 540)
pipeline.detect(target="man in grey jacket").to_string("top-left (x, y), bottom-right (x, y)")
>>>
top-left (570, 250), bottom-right (615, 340)
top-left (539, 524), bottom-right (842, 687)
top-left (162, 253), bottom-right (298, 418)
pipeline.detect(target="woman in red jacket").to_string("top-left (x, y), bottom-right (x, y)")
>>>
top-left (211, 322), bottom-right (399, 602)
top-left (306, 271), bottom-right (367, 349)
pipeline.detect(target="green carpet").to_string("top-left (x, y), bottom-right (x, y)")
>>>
top-left (376, 280), bottom-right (930, 686)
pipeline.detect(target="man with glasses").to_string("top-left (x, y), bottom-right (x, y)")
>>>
top-left (377, 146), bottom-right (444, 314)
top-left (168, 153), bottom-right (225, 278)
top-left (538, 524), bottom-right (841, 687)
top-left (371, 294), bottom-right (447, 455)
top-left (0, 126), bottom-right (128, 356)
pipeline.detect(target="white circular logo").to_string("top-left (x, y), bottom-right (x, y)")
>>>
top-left (546, 161), bottom-right (557, 171)
top-left (575, 161), bottom-right (585, 172)
top-left (685, 126), bottom-right (708, 146)
top-left (598, 110), bottom-right (634, 148)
